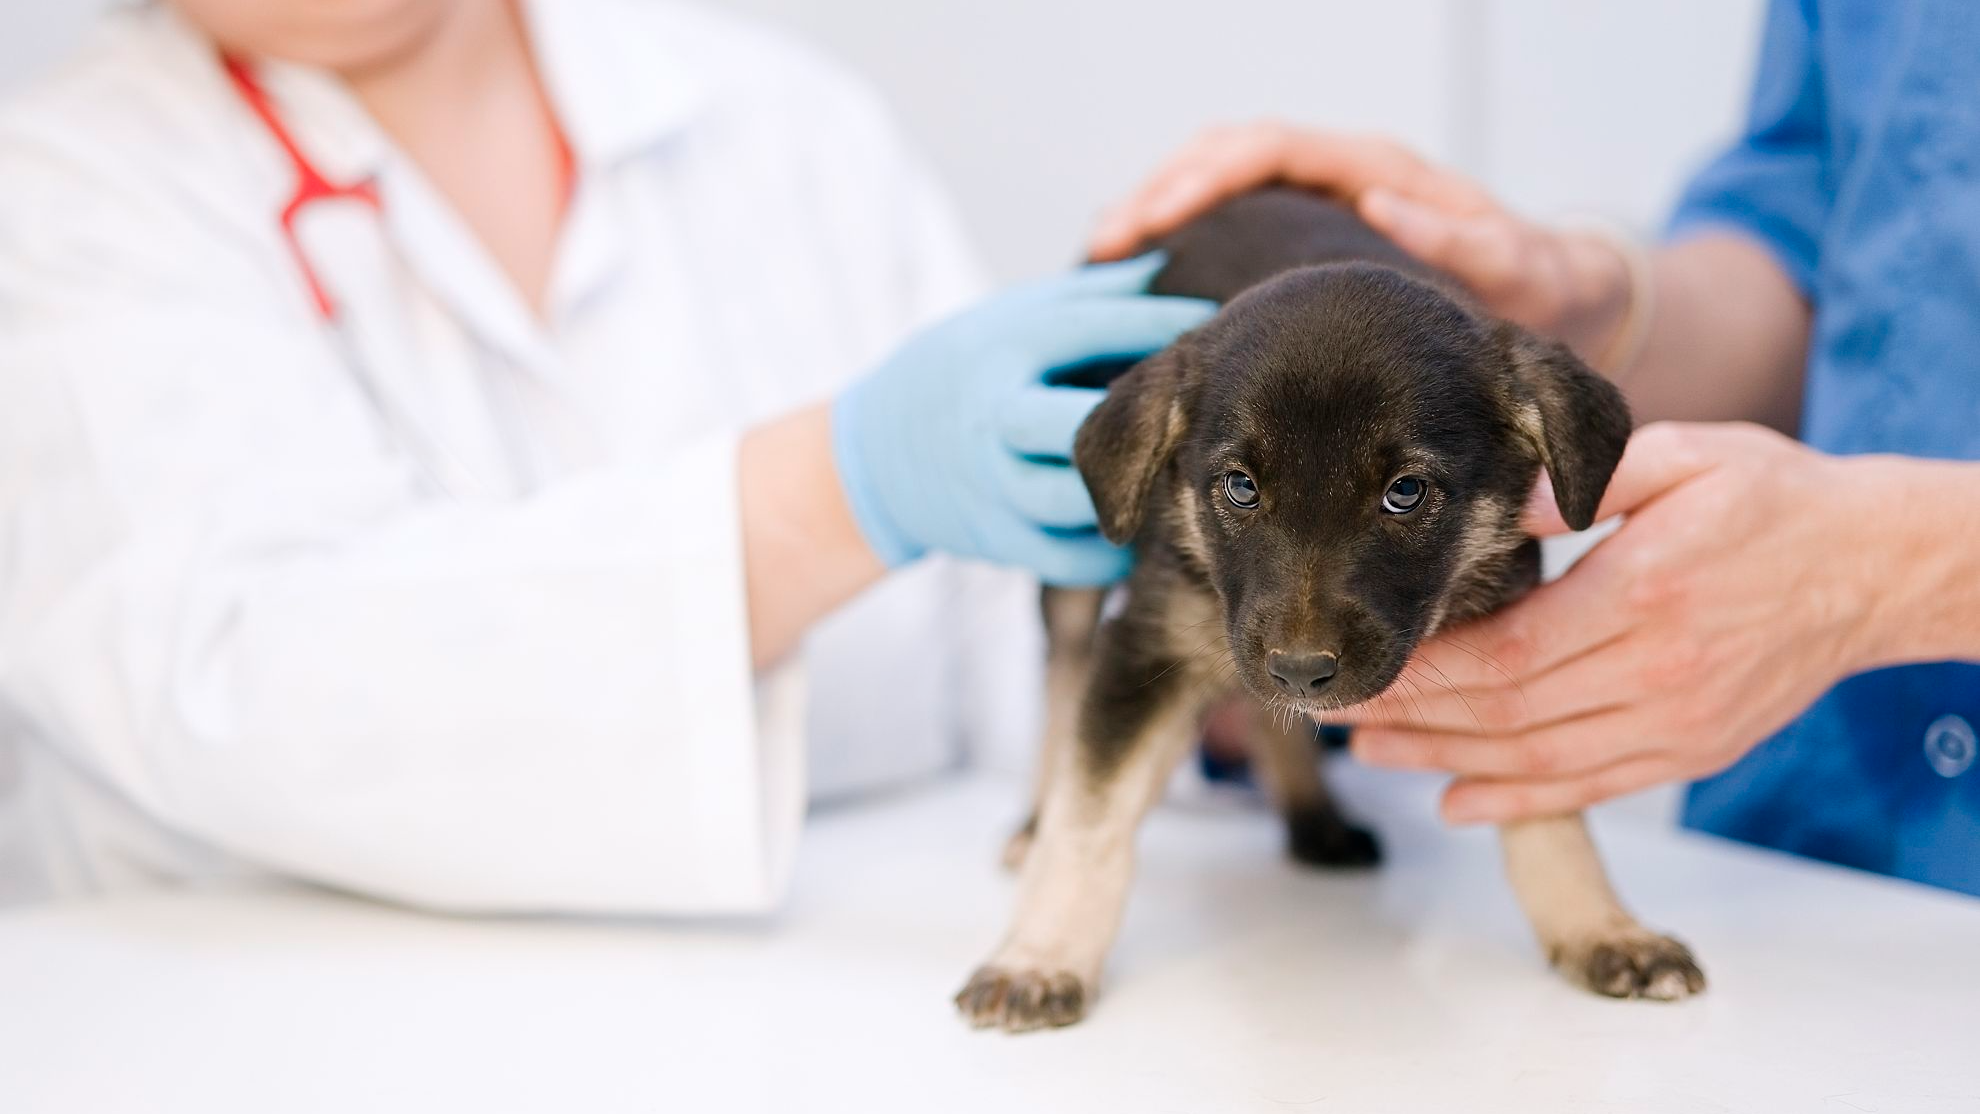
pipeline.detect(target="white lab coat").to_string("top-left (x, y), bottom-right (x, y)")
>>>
top-left (0, 1), bottom-right (1041, 912)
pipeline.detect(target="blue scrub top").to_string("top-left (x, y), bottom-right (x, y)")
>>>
top-left (1669, 0), bottom-right (1980, 896)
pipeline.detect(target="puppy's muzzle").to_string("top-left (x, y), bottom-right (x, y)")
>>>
top-left (1266, 649), bottom-right (1339, 699)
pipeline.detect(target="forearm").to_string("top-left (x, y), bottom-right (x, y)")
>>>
top-left (739, 402), bottom-right (886, 669)
top-left (1566, 231), bottom-right (1812, 432)
top-left (1852, 456), bottom-right (1980, 668)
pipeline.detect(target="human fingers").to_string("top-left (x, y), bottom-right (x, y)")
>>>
top-left (1016, 294), bottom-right (1216, 372)
top-left (1439, 752), bottom-right (1681, 824)
top-left (1043, 252), bottom-right (1170, 299)
top-left (999, 385), bottom-right (1106, 459)
top-left (1360, 188), bottom-right (1533, 293)
top-left (1349, 699), bottom-right (1650, 780)
top-left (1521, 421), bottom-right (1757, 535)
top-left (985, 253), bottom-right (1169, 314)
top-left (1333, 638), bottom-right (1638, 737)
top-left (1090, 123), bottom-right (1304, 259)
top-left (995, 453), bottom-right (1100, 529)
top-left (1344, 558), bottom-right (1640, 698)
top-left (1090, 124), bottom-right (1458, 260)
top-left (1019, 529), bottom-right (1133, 587)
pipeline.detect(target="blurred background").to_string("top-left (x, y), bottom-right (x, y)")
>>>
top-left (4, 1), bottom-right (1764, 281)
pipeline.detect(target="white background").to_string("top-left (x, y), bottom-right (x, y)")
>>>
top-left (3, 1), bottom-right (1766, 280)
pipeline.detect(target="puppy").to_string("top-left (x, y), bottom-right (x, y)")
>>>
top-left (957, 188), bottom-right (1705, 1033)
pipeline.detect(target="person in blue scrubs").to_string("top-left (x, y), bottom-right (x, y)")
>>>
top-left (1088, 0), bottom-right (1980, 896)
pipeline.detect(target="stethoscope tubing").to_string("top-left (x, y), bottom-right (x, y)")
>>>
top-left (219, 52), bottom-right (487, 501)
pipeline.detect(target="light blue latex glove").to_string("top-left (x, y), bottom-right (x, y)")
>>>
top-left (832, 255), bottom-right (1216, 584)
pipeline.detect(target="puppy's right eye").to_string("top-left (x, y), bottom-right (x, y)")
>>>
top-left (1382, 475), bottom-right (1428, 514)
top-left (1223, 471), bottom-right (1260, 509)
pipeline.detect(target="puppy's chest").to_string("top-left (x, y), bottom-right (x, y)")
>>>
top-left (1145, 581), bottom-right (1235, 689)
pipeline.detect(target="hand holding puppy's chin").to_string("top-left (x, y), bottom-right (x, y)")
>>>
top-left (1336, 421), bottom-right (1895, 825)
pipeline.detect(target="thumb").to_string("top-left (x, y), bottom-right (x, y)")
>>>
top-left (1521, 422), bottom-right (1727, 534)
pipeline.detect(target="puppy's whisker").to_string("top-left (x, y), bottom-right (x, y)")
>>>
top-left (1441, 634), bottom-right (1525, 696)
top-left (1407, 658), bottom-right (1482, 732)
top-left (1392, 672), bottom-right (1430, 731)
top-left (1167, 635), bottom-right (1235, 689)
top-left (1144, 627), bottom-right (1231, 689)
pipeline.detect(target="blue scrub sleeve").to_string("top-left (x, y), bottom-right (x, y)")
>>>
top-left (1667, 0), bottom-right (1830, 296)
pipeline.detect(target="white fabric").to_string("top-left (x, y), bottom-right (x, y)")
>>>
top-left (0, 0), bottom-right (1041, 913)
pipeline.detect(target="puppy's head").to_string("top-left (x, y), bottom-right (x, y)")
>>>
top-left (1074, 263), bottom-right (1631, 713)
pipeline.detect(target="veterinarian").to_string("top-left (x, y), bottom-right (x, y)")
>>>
top-left (0, 0), bottom-right (1211, 909)
top-left (1094, 0), bottom-right (1980, 897)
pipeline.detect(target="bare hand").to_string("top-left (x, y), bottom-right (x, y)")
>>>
top-left (1332, 422), bottom-right (1892, 824)
top-left (1089, 121), bottom-right (1630, 354)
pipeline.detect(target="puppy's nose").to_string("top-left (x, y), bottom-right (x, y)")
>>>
top-left (1267, 650), bottom-right (1339, 698)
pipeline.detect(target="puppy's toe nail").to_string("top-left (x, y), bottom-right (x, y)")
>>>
top-left (953, 968), bottom-right (1010, 1027)
top-left (1565, 932), bottom-right (1706, 1001)
top-left (1042, 972), bottom-right (1087, 1027)
top-left (954, 966), bottom-right (1090, 1032)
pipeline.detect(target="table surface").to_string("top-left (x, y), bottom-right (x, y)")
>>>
top-left (2, 766), bottom-right (1977, 1114)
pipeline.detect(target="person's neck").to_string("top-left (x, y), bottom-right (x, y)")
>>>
top-left (330, 0), bottom-right (573, 314)
top-left (338, 0), bottom-right (535, 137)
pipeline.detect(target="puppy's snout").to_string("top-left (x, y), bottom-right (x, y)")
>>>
top-left (1266, 649), bottom-right (1339, 699)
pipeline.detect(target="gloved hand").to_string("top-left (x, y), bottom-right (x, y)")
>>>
top-left (832, 255), bottom-right (1215, 584)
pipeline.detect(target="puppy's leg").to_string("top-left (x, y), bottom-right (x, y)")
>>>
top-left (1501, 814), bottom-right (1706, 1000)
top-left (1004, 587), bottom-right (1105, 871)
top-left (957, 653), bottom-right (1204, 1032)
top-left (1250, 708), bottom-right (1380, 868)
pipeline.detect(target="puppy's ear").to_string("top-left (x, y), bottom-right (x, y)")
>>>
top-left (1073, 343), bottom-right (1191, 544)
top-left (1499, 326), bottom-right (1634, 531)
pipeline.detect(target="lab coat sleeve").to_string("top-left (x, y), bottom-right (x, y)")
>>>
top-left (0, 145), bottom-right (804, 915)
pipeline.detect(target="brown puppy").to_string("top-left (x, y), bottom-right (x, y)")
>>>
top-left (958, 188), bottom-right (1704, 1033)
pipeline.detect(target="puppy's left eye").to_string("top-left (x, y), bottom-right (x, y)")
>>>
top-left (1223, 471), bottom-right (1260, 509)
top-left (1382, 475), bottom-right (1428, 514)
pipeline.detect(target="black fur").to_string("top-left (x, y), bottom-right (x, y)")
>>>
top-left (1070, 186), bottom-right (1631, 771)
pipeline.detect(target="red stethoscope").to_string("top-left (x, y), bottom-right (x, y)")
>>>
top-left (219, 52), bottom-right (586, 496)
top-left (218, 52), bottom-right (490, 497)
top-left (219, 52), bottom-right (380, 326)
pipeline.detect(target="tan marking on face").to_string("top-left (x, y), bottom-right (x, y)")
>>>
top-left (1435, 495), bottom-right (1525, 631)
top-left (1510, 400), bottom-right (1545, 449)
top-left (1169, 481), bottom-right (1212, 569)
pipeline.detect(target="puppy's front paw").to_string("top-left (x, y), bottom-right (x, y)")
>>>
top-left (954, 965), bottom-right (1089, 1032)
top-left (1554, 931), bottom-right (1706, 1001)
top-left (1285, 806), bottom-right (1381, 869)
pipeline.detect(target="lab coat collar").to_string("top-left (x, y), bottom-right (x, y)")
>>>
top-left (521, 0), bottom-right (712, 169)
top-left (238, 0), bottom-right (713, 187)
top-left (143, 5), bottom-right (387, 188)
top-left (175, 0), bottom-right (713, 380)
